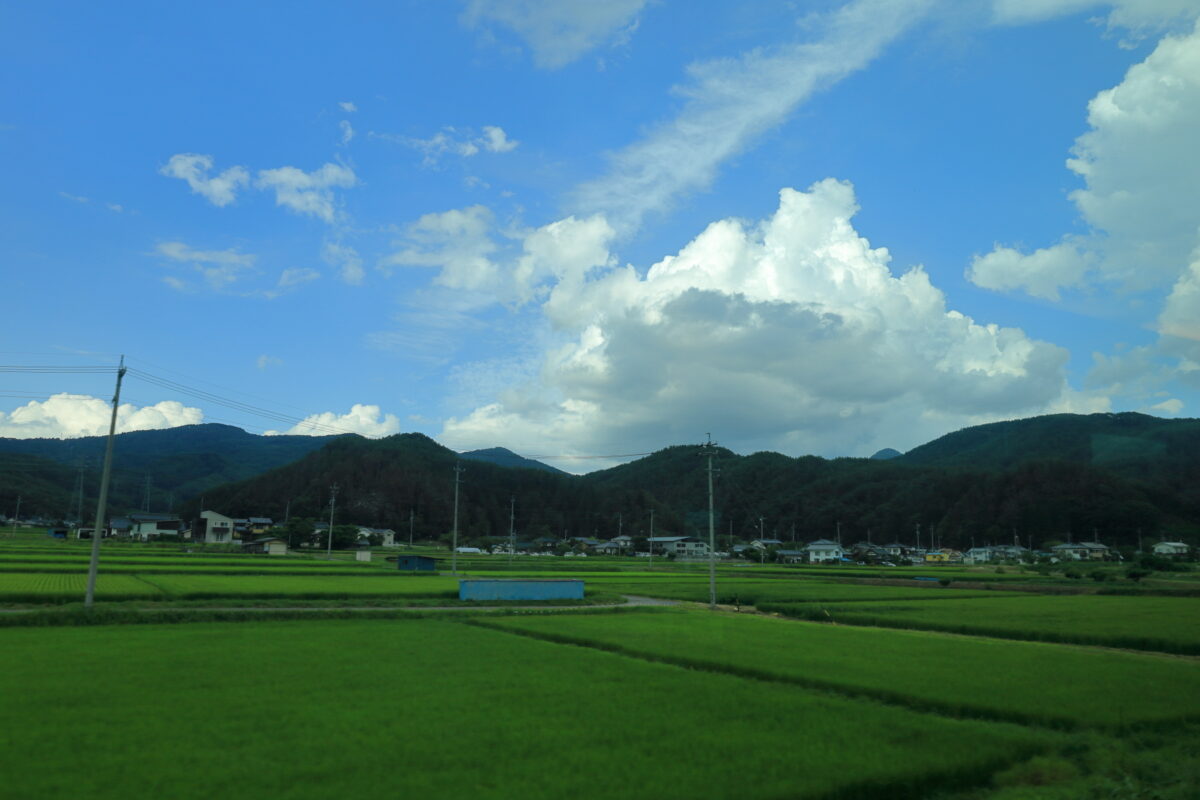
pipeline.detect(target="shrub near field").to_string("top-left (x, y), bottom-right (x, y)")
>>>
top-left (0, 619), bottom-right (1053, 800)
top-left (761, 595), bottom-right (1200, 655)
top-left (484, 610), bottom-right (1200, 729)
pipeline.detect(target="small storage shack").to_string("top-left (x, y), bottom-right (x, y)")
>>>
top-left (242, 537), bottom-right (288, 556)
top-left (459, 579), bottom-right (584, 602)
top-left (396, 555), bottom-right (437, 572)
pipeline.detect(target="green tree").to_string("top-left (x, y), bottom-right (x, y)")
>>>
top-left (279, 518), bottom-right (315, 549)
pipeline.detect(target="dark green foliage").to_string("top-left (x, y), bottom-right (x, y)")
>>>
top-left (7, 412), bottom-right (1200, 551)
top-left (0, 423), bottom-right (339, 519)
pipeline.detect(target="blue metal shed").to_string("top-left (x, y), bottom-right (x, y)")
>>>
top-left (459, 579), bottom-right (584, 601)
top-left (397, 555), bottom-right (438, 572)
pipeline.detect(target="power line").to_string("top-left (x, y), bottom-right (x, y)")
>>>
top-left (0, 365), bottom-right (115, 373)
top-left (125, 368), bottom-right (360, 437)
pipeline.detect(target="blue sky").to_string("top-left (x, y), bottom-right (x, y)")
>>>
top-left (2, 0), bottom-right (1198, 470)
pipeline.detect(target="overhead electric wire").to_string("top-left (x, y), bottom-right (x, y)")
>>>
top-left (124, 368), bottom-right (359, 437)
top-left (0, 365), bottom-right (116, 373)
top-left (125, 354), bottom-right (331, 418)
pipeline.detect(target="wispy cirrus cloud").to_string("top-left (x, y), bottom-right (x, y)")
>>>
top-left (156, 241), bottom-right (258, 290)
top-left (460, 0), bottom-right (650, 68)
top-left (571, 0), bottom-right (935, 233)
top-left (372, 125), bottom-right (518, 166)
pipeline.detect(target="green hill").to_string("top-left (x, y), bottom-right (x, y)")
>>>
top-left (0, 424), bottom-right (342, 520)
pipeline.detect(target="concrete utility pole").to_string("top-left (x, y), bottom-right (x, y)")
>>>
top-left (11, 496), bottom-right (21, 537)
top-left (451, 463), bottom-right (464, 575)
top-left (142, 474), bottom-right (151, 512)
top-left (326, 484), bottom-right (339, 557)
top-left (85, 356), bottom-right (126, 608)
top-left (508, 496), bottom-right (516, 568)
top-left (409, 507), bottom-right (415, 547)
top-left (704, 434), bottom-right (717, 610)
top-left (758, 517), bottom-right (765, 540)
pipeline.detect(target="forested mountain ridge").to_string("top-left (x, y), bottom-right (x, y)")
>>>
top-left (459, 447), bottom-right (565, 474)
top-left (187, 414), bottom-right (1200, 548)
top-left (0, 424), bottom-right (344, 520)
top-left (180, 433), bottom-right (661, 543)
top-left (4, 413), bottom-right (1197, 548)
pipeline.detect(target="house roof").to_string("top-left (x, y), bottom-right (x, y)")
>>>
top-left (806, 539), bottom-right (841, 547)
top-left (776, 549), bottom-right (806, 556)
top-left (1155, 541), bottom-right (1189, 547)
top-left (649, 536), bottom-right (691, 542)
top-left (248, 517), bottom-right (273, 524)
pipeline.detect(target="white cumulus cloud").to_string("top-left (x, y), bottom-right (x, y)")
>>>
top-left (266, 404), bottom-right (400, 437)
top-left (339, 120), bottom-right (355, 145)
top-left (339, 101), bottom-right (358, 112)
top-left (441, 180), bottom-right (1074, 464)
top-left (969, 20), bottom-right (1200, 298)
top-left (382, 206), bottom-right (615, 303)
top-left (159, 153), bottom-right (250, 207)
top-left (461, 0), bottom-right (649, 69)
top-left (255, 163), bottom-right (357, 223)
top-left (0, 394), bottom-right (203, 439)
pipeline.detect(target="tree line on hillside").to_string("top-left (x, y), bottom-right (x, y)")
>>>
top-left (183, 435), bottom-right (1198, 551)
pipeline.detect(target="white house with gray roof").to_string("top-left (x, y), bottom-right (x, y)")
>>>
top-left (805, 539), bottom-right (844, 563)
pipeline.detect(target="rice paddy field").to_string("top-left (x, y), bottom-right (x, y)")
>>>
top-left (2, 533), bottom-right (1199, 798)
top-left (760, 594), bottom-right (1200, 654)
top-left (0, 618), bottom-right (1057, 800)
top-left (481, 609), bottom-right (1200, 728)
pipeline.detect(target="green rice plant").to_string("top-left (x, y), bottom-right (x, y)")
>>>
top-left (142, 573), bottom-right (460, 600)
top-left (0, 572), bottom-right (164, 602)
top-left (760, 594), bottom-right (1200, 655)
top-left (0, 618), bottom-right (1053, 799)
top-left (483, 609), bottom-right (1200, 729)
top-left (590, 578), bottom-right (1017, 605)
